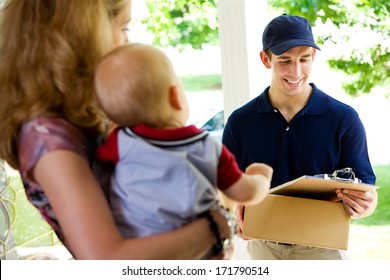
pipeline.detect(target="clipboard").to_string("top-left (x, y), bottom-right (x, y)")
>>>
top-left (269, 175), bottom-right (378, 201)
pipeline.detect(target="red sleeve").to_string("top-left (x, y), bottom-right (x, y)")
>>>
top-left (96, 127), bottom-right (120, 163)
top-left (217, 145), bottom-right (243, 190)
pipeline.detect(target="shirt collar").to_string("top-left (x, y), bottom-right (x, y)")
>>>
top-left (257, 86), bottom-right (273, 113)
top-left (257, 83), bottom-right (326, 116)
top-left (302, 83), bottom-right (327, 115)
top-left (131, 124), bottom-right (204, 141)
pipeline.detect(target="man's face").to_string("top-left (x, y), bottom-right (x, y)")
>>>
top-left (266, 46), bottom-right (316, 96)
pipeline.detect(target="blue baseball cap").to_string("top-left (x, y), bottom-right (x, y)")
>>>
top-left (262, 14), bottom-right (320, 55)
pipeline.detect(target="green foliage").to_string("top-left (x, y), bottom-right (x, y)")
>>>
top-left (269, 0), bottom-right (390, 97)
top-left (181, 74), bottom-right (221, 92)
top-left (142, 0), bottom-right (389, 97)
top-left (352, 164), bottom-right (390, 226)
top-left (327, 45), bottom-right (389, 97)
top-left (142, 0), bottom-right (218, 50)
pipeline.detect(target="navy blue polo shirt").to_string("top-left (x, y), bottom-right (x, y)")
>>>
top-left (222, 83), bottom-right (376, 188)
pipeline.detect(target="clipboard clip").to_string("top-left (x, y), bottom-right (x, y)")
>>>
top-left (314, 167), bottom-right (362, 184)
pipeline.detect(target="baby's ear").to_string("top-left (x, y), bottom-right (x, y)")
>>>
top-left (168, 84), bottom-right (182, 110)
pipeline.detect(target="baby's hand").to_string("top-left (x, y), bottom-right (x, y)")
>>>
top-left (245, 163), bottom-right (273, 180)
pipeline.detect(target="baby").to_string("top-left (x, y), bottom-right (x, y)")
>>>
top-left (94, 43), bottom-right (273, 257)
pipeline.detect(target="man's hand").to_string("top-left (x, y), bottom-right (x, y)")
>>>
top-left (335, 188), bottom-right (378, 218)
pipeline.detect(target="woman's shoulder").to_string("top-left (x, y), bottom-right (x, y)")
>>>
top-left (19, 116), bottom-right (89, 179)
top-left (22, 115), bottom-right (83, 135)
top-left (20, 116), bottom-right (88, 150)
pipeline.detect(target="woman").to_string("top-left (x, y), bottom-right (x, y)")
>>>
top-left (0, 0), bottom-right (232, 259)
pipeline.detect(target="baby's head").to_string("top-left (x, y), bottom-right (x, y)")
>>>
top-left (94, 43), bottom-right (188, 128)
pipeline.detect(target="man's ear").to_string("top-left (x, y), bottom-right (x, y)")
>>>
top-left (311, 48), bottom-right (317, 61)
top-left (169, 85), bottom-right (182, 110)
top-left (260, 50), bottom-right (271, 69)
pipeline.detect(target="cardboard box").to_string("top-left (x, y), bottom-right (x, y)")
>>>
top-left (243, 176), bottom-right (378, 250)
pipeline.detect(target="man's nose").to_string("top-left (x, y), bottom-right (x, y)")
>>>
top-left (289, 61), bottom-right (302, 77)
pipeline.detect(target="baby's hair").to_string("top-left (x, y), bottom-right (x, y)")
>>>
top-left (95, 43), bottom-right (176, 127)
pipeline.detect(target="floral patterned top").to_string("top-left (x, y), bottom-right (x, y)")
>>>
top-left (18, 116), bottom-right (91, 245)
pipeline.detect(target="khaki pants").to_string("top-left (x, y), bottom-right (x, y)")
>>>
top-left (247, 240), bottom-right (349, 260)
